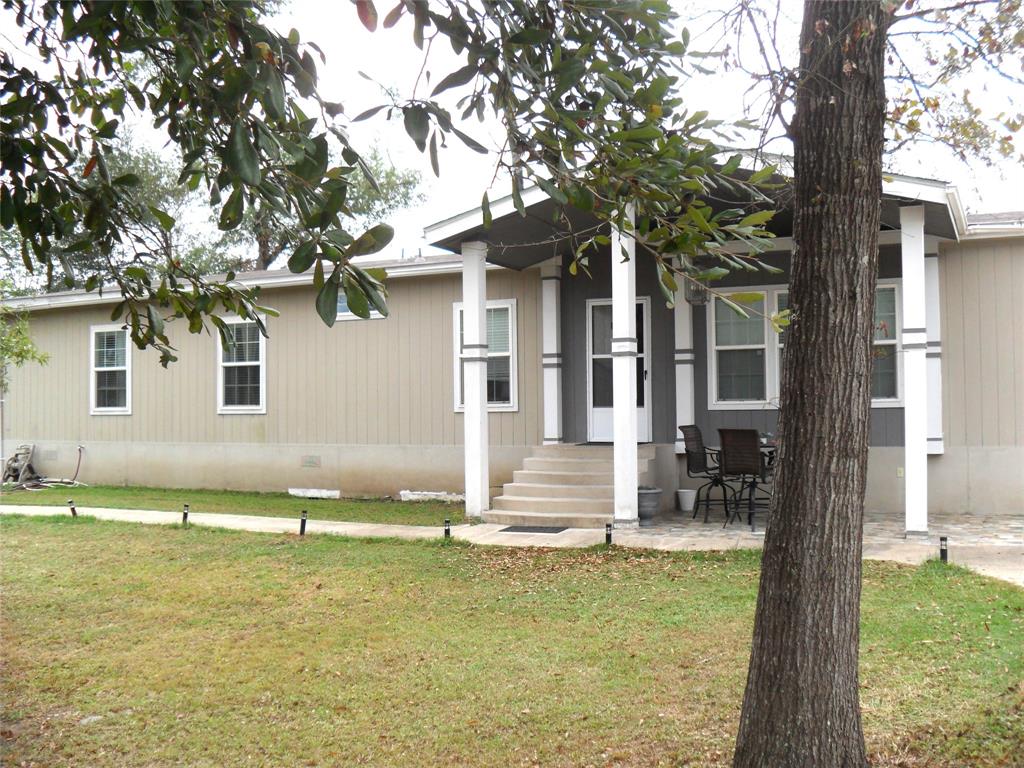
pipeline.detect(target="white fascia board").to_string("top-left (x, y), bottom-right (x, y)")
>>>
top-left (423, 184), bottom-right (549, 245)
top-left (2, 259), bottom-right (501, 313)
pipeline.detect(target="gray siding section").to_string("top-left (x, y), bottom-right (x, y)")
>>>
top-left (692, 307), bottom-right (904, 446)
top-left (560, 245), bottom-right (676, 444)
top-left (558, 244), bottom-right (906, 447)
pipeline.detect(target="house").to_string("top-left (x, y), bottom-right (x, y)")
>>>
top-left (2, 174), bottom-right (1022, 533)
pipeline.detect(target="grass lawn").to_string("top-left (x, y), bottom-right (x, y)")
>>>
top-left (0, 484), bottom-right (462, 526)
top-left (1, 516), bottom-right (1021, 767)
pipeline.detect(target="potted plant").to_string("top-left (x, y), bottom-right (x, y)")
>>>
top-left (638, 486), bottom-right (662, 521)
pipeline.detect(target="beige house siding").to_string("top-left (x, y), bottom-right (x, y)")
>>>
top-left (939, 236), bottom-right (1024, 448)
top-left (927, 236), bottom-right (1024, 515)
top-left (3, 267), bottom-right (543, 493)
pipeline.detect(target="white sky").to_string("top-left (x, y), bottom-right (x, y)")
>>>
top-left (4, 0), bottom-right (1023, 261)
top-left (267, 0), bottom-right (1024, 256)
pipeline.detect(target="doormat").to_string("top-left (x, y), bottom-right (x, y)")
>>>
top-left (500, 525), bottom-right (568, 534)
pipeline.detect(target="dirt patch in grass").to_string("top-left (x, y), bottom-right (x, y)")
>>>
top-left (1, 516), bottom-right (1021, 767)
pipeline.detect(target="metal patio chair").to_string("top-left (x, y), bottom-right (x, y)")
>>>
top-left (679, 425), bottom-right (735, 523)
top-left (717, 428), bottom-right (773, 529)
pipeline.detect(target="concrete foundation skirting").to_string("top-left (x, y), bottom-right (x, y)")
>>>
top-left (9, 439), bottom-right (534, 498)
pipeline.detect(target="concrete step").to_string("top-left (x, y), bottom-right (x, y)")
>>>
top-left (502, 482), bottom-right (614, 499)
top-left (521, 456), bottom-right (649, 474)
top-left (532, 443), bottom-right (657, 460)
top-left (512, 470), bottom-right (613, 486)
top-left (492, 495), bottom-right (614, 515)
top-left (482, 509), bottom-right (612, 529)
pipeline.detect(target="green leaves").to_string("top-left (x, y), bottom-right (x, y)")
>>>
top-left (738, 210), bottom-right (774, 229)
top-left (507, 28), bottom-right (550, 45)
top-left (403, 106), bottom-right (430, 152)
top-left (288, 241), bottom-right (317, 273)
top-left (226, 120), bottom-right (261, 186)
top-left (218, 187), bottom-right (245, 230)
top-left (315, 278), bottom-right (340, 327)
top-left (349, 223), bottom-right (394, 256)
top-left (431, 64), bottom-right (478, 96)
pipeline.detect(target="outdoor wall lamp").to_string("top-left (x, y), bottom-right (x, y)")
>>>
top-left (684, 279), bottom-right (708, 306)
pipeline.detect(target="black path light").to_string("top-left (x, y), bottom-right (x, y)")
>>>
top-left (182, 503), bottom-right (189, 527)
top-left (605, 523), bottom-right (612, 546)
top-left (444, 519), bottom-right (451, 539)
top-left (940, 536), bottom-right (948, 563)
top-left (67, 499), bottom-right (77, 518)
top-left (300, 510), bottom-right (308, 536)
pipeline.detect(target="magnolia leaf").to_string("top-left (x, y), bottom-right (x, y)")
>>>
top-left (355, 0), bottom-right (377, 32)
top-left (349, 223), bottom-right (395, 256)
top-left (226, 120), bottom-right (261, 186)
top-left (148, 206), bottom-right (175, 231)
top-left (482, 191), bottom-right (492, 228)
top-left (431, 64), bottom-right (478, 96)
top-left (316, 279), bottom-right (340, 327)
top-left (218, 186), bottom-right (245, 230)
top-left (288, 241), bottom-right (317, 273)
top-left (738, 210), bottom-right (774, 229)
top-left (403, 106), bottom-right (429, 151)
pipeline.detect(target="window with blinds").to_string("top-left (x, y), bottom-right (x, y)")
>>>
top-left (218, 318), bottom-right (266, 414)
top-left (453, 299), bottom-right (518, 411)
top-left (90, 326), bottom-right (130, 414)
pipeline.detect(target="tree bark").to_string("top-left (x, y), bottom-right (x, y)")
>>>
top-left (733, 3), bottom-right (889, 767)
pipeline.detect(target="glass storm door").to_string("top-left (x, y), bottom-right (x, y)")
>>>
top-left (587, 298), bottom-right (651, 442)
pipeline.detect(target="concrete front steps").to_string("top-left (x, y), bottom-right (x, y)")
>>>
top-left (483, 444), bottom-right (655, 529)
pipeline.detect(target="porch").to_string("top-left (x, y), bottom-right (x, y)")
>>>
top-left (425, 176), bottom-right (963, 534)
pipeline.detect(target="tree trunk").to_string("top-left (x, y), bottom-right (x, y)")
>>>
top-left (733, 3), bottom-right (888, 767)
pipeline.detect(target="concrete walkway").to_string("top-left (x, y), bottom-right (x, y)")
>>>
top-left (2, 504), bottom-right (1021, 587)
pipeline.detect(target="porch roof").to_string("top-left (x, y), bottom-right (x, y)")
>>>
top-left (424, 172), bottom-right (965, 269)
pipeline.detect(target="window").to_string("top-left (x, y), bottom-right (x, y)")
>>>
top-left (708, 284), bottom-right (901, 409)
top-left (217, 317), bottom-right (266, 414)
top-left (336, 292), bottom-right (383, 321)
top-left (711, 292), bottom-right (767, 402)
top-left (90, 325), bottom-right (131, 414)
top-left (872, 285), bottom-right (899, 400)
top-left (453, 299), bottom-right (517, 412)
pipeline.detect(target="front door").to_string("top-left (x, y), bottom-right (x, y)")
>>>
top-left (587, 298), bottom-right (651, 442)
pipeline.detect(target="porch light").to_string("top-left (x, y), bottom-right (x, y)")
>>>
top-left (684, 279), bottom-right (708, 306)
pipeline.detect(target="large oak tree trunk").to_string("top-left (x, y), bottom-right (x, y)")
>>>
top-left (733, 3), bottom-right (889, 766)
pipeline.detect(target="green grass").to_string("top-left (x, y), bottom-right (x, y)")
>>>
top-left (0, 483), bottom-right (463, 526)
top-left (1, 515), bottom-right (1021, 767)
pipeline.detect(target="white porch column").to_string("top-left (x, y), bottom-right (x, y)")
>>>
top-left (673, 298), bottom-right (696, 454)
top-left (541, 258), bottom-right (563, 444)
top-left (900, 206), bottom-right (928, 534)
top-left (925, 252), bottom-right (944, 454)
top-left (611, 207), bottom-right (639, 527)
top-left (461, 241), bottom-right (490, 518)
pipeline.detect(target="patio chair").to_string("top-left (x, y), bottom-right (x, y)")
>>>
top-left (717, 428), bottom-right (772, 529)
top-left (679, 425), bottom-right (734, 523)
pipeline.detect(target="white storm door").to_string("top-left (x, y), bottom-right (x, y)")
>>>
top-left (587, 298), bottom-right (651, 443)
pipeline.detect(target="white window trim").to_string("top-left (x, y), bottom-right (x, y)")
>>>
top-left (89, 323), bottom-right (132, 416)
top-left (706, 282), bottom-right (903, 411)
top-left (452, 298), bottom-right (518, 413)
top-left (216, 315), bottom-right (267, 415)
top-left (870, 283), bottom-right (904, 408)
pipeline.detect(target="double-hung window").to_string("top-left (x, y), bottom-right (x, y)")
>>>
top-left (217, 317), bottom-right (266, 414)
top-left (90, 324), bottom-right (131, 415)
top-left (871, 285), bottom-right (899, 401)
top-left (453, 299), bottom-right (517, 411)
top-left (708, 285), bottom-right (901, 408)
top-left (711, 292), bottom-right (767, 403)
